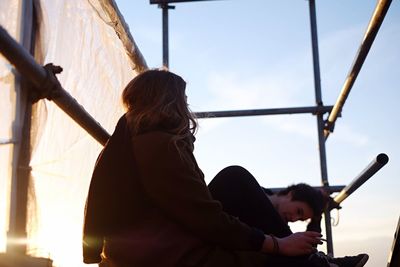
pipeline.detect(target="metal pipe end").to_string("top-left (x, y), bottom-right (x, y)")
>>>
top-left (377, 153), bottom-right (389, 164)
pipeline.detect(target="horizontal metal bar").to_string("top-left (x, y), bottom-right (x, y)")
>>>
top-left (0, 25), bottom-right (110, 146)
top-left (325, 0), bottom-right (392, 138)
top-left (150, 0), bottom-right (222, 4)
top-left (0, 139), bottom-right (14, 145)
top-left (194, 105), bottom-right (333, 119)
top-left (334, 153), bottom-right (389, 204)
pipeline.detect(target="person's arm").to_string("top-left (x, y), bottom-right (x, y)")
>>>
top-left (132, 132), bottom-right (264, 251)
top-left (83, 148), bottom-right (109, 264)
top-left (83, 115), bottom-right (131, 263)
top-left (261, 231), bottom-right (322, 256)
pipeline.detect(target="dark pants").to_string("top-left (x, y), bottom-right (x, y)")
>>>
top-left (208, 165), bottom-right (292, 238)
top-left (208, 166), bottom-right (322, 267)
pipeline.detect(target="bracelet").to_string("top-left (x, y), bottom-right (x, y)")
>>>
top-left (270, 235), bottom-right (280, 254)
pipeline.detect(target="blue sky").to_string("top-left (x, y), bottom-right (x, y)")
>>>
top-left (113, 1), bottom-right (400, 265)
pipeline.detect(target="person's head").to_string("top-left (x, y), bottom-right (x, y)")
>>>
top-left (122, 69), bottom-right (197, 139)
top-left (274, 183), bottom-right (326, 224)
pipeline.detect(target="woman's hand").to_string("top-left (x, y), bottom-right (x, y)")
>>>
top-left (262, 231), bottom-right (322, 256)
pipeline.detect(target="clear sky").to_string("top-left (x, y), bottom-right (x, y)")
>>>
top-left (114, 0), bottom-right (400, 266)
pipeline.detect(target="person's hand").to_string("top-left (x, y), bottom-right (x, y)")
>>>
top-left (277, 231), bottom-right (322, 256)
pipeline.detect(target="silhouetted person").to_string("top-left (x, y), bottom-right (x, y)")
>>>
top-left (83, 69), bottom-right (368, 267)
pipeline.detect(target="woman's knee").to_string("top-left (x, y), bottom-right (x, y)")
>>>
top-left (211, 165), bottom-right (257, 188)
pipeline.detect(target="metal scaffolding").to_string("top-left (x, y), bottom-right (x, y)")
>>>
top-left (149, 0), bottom-right (393, 255)
top-left (0, 0), bottom-right (392, 260)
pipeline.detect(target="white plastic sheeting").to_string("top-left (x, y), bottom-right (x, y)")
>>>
top-left (1, 0), bottom-right (146, 266)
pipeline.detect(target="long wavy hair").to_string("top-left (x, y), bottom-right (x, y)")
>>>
top-left (122, 69), bottom-right (197, 150)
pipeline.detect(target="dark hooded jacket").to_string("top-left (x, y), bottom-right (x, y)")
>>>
top-left (83, 115), bottom-right (266, 267)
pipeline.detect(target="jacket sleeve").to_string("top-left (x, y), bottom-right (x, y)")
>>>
top-left (133, 132), bottom-right (265, 251)
top-left (83, 149), bottom-right (107, 264)
top-left (83, 115), bottom-right (132, 263)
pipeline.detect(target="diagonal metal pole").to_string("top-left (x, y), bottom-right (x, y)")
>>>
top-left (334, 153), bottom-right (389, 204)
top-left (324, 0), bottom-right (392, 138)
top-left (308, 0), bottom-right (334, 255)
top-left (0, 25), bottom-right (110, 146)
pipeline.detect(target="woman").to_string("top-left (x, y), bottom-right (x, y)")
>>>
top-left (82, 69), bottom-right (328, 267)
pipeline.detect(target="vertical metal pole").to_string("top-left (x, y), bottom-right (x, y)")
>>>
top-left (161, 4), bottom-right (169, 68)
top-left (7, 0), bottom-right (34, 254)
top-left (308, 0), bottom-right (334, 255)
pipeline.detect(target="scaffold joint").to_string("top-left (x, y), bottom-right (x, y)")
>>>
top-left (31, 63), bottom-right (63, 102)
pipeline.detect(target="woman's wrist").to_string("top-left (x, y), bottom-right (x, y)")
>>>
top-left (270, 234), bottom-right (280, 254)
top-left (262, 234), bottom-right (280, 254)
